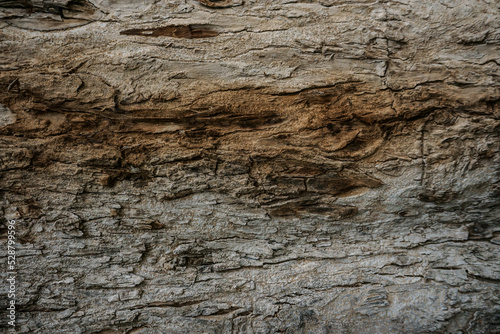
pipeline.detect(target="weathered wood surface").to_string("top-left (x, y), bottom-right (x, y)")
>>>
top-left (0, 0), bottom-right (499, 333)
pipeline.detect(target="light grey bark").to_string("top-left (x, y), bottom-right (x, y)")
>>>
top-left (0, 0), bottom-right (499, 333)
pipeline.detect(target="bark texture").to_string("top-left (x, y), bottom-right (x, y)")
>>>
top-left (0, 0), bottom-right (500, 333)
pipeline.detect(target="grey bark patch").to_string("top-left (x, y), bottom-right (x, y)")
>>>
top-left (0, 103), bottom-right (15, 127)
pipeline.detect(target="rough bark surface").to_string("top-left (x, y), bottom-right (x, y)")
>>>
top-left (0, 0), bottom-right (499, 333)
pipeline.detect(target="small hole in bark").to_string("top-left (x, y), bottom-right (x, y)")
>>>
top-left (326, 122), bottom-right (340, 133)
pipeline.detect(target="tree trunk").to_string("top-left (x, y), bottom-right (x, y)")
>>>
top-left (0, 0), bottom-right (499, 333)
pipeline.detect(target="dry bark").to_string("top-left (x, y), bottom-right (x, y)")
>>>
top-left (0, 0), bottom-right (499, 333)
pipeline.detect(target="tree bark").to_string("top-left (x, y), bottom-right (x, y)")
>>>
top-left (0, 0), bottom-right (499, 333)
